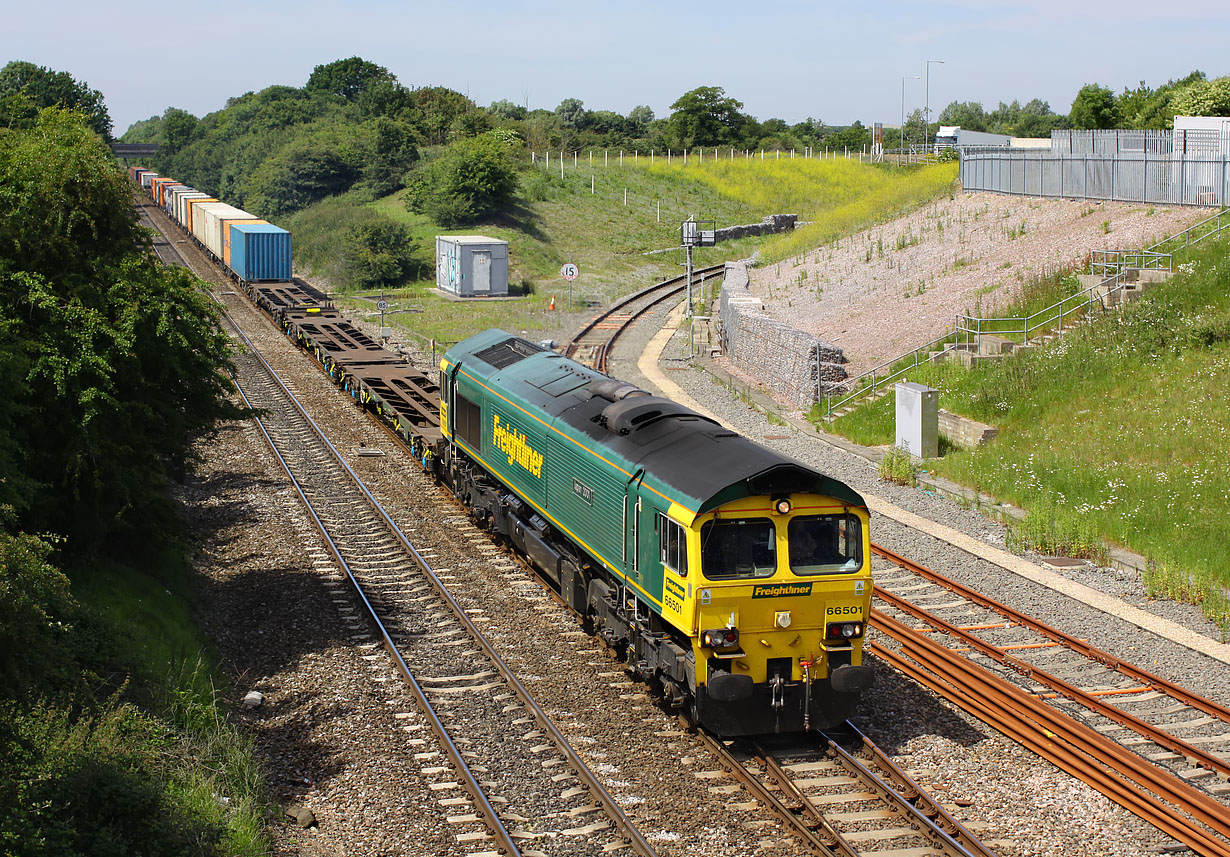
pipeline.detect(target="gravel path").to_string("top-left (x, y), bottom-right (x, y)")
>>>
top-left (747, 193), bottom-right (1210, 376)
top-left (605, 307), bottom-right (1230, 857)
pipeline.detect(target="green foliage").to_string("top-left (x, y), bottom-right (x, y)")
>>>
top-left (405, 131), bottom-right (519, 226)
top-left (305, 56), bottom-right (395, 102)
top-left (243, 129), bottom-right (362, 217)
top-left (0, 61), bottom-right (111, 138)
top-left (412, 86), bottom-right (478, 145)
top-left (878, 446), bottom-right (918, 486)
top-left (1069, 83), bottom-right (1122, 129)
top-left (1, 109), bottom-right (243, 546)
top-left (0, 525), bottom-right (75, 696)
top-left (1168, 75), bottom-right (1230, 118)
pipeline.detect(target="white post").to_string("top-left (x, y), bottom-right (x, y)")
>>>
top-left (635, 150), bottom-right (638, 164)
top-left (589, 151), bottom-right (593, 165)
top-left (605, 149), bottom-right (608, 166)
top-left (532, 152), bottom-right (536, 164)
top-left (760, 149), bottom-right (764, 160)
top-left (651, 149), bottom-right (654, 164)
top-left (684, 149), bottom-right (687, 165)
top-left (657, 200), bottom-right (660, 222)
top-left (560, 155), bottom-right (564, 179)
top-left (776, 150), bottom-right (780, 160)
top-left (624, 188), bottom-right (627, 206)
top-left (573, 151), bottom-right (577, 166)
top-left (699, 147), bottom-right (703, 163)
top-left (668, 149), bottom-right (671, 164)
top-left (730, 147), bottom-right (733, 159)
top-left (546, 150), bottom-right (550, 168)
top-left (620, 149), bottom-right (623, 166)
top-left (591, 175), bottom-right (594, 194)
top-left (791, 149), bottom-right (794, 159)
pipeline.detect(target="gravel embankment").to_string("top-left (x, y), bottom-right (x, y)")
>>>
top-left (747, 194), bottom-right (1210, 376)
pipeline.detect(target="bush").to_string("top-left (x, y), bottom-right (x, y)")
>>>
top-left (345, 216), bottom-right (425, 289)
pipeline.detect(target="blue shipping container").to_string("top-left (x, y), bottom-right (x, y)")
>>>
top-left (229, 223), bottom-right (292, 281)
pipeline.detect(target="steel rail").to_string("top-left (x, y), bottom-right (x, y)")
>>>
top-left (822, 724), bottom-right (997, 857)
top-left (870, 542), bottom-right (1230, 727)
top-left (871, 609), bottom-right (1230, 857)
top-left (693, 731), bottom-right (840, 856)
top-left (873, 584), bottom-right (1230, 780)
top-left (223, 333), bottom-right (521, 856)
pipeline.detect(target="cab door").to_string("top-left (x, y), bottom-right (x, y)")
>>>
top-left (622, 469), bottom-right (645, 588)
top-left (658, 511), bottom-right (694, 634)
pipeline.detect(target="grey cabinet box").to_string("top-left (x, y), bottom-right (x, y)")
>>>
top-left (895, 382), bottom-right (939, 459)
top-left (436, 236), bottom-right (509, 297)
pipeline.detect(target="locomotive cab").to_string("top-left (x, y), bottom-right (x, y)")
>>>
top-left (666, 494), bottom-right (874, 736)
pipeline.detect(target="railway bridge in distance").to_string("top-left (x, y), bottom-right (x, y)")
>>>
top-left (111, 143), bottom-right (160, 158)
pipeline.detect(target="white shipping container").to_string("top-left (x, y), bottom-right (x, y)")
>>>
top-left (174, 192), bottom-right (209, 227)
top-left (191, 203), bottom-right (249, 258)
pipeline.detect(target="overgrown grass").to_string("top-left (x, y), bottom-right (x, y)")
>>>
top-left (827, 237), bottom-right (1230, 635)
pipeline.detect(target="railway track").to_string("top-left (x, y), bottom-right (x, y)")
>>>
top-left (869, 544), bottom-right (1230, 857)
top-left (139, 199), bottom-right (658, 857)
top-left (697, 725), bottom-right (996, 857)
top-left (563, 264), bottom-right (724, 371)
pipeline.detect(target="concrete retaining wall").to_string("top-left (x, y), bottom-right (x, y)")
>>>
top-left (718, 262), bottom-right (847, 406)
top-left (715, 214), bottom-right (797, 242)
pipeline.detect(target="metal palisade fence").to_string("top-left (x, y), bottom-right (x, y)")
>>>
top-left (960, 128), bottom-right (1230, 207)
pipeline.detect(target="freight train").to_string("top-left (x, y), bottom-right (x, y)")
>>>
top-left (132, 169), bottom-right (875, 736)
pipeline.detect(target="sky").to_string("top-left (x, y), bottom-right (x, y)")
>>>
top-left (4, 0), bottom-right (1229, 135)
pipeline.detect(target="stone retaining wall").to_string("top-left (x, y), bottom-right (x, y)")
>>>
top-left (938, 410), bottom-right (999, 448)
top-left (714, 214), bottom-right (797, 242)
top-left (718, 262), bottom-right (847, 406)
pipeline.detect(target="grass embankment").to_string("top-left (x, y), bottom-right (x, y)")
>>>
top-left (830, 237), bottom-right (1230, 634)
top-left (1, 539), bottom-right (268, 855)
top-left (288, 157), bottom-right (957, 347)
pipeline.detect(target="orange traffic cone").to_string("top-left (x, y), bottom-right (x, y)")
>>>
top-left (549, 295), bottom-right (556, 311)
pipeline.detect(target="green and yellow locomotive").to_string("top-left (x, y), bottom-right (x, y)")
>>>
top-left (440, 330), bottom-right (873, 736)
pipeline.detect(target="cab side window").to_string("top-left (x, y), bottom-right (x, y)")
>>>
top-left (658, 514), bottom-right (688, 576)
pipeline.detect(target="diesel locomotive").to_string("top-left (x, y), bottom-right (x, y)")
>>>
top-left (440, 330), bottom-right (874, 736)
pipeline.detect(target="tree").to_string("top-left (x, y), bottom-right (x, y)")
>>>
top-left (488, 99), bottom-right (527, 121)
top-left (412, 86), bottom-right (477, 145)
top-left (937, 101), bottom-right (987, 132)
top-left (0, 61), bottom-right (111, 138)
top-left (554, 98), bottom-right (588, 130)
top-left (405, 131), bottom-right (519, 226)
top-left (243, 134), bottom-right (361, 217)
top-left (159, 107), bottom-right (198, 155)
top-left (1069, 83), bottom-right (1121, 129)
top-left (667, 86), bottom-right (749, 148)
top-left (305, 56), bottom-right (396, 102)
top-left (0, 109), bottom-right (242, 545)
top-left (627, 105), bottom-right (654, 132)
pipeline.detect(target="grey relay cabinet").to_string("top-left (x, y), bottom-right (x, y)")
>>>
top-left (435, 235), bottom-right (509, 297)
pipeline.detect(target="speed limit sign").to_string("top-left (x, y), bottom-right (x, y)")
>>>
top-left (559, 263), bottom-right (579, 281)
top-left (376, 299), bottom-right (389, 311)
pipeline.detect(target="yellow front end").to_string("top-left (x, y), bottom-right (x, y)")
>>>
top-left (668, 494), bottom-right (874, 735)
